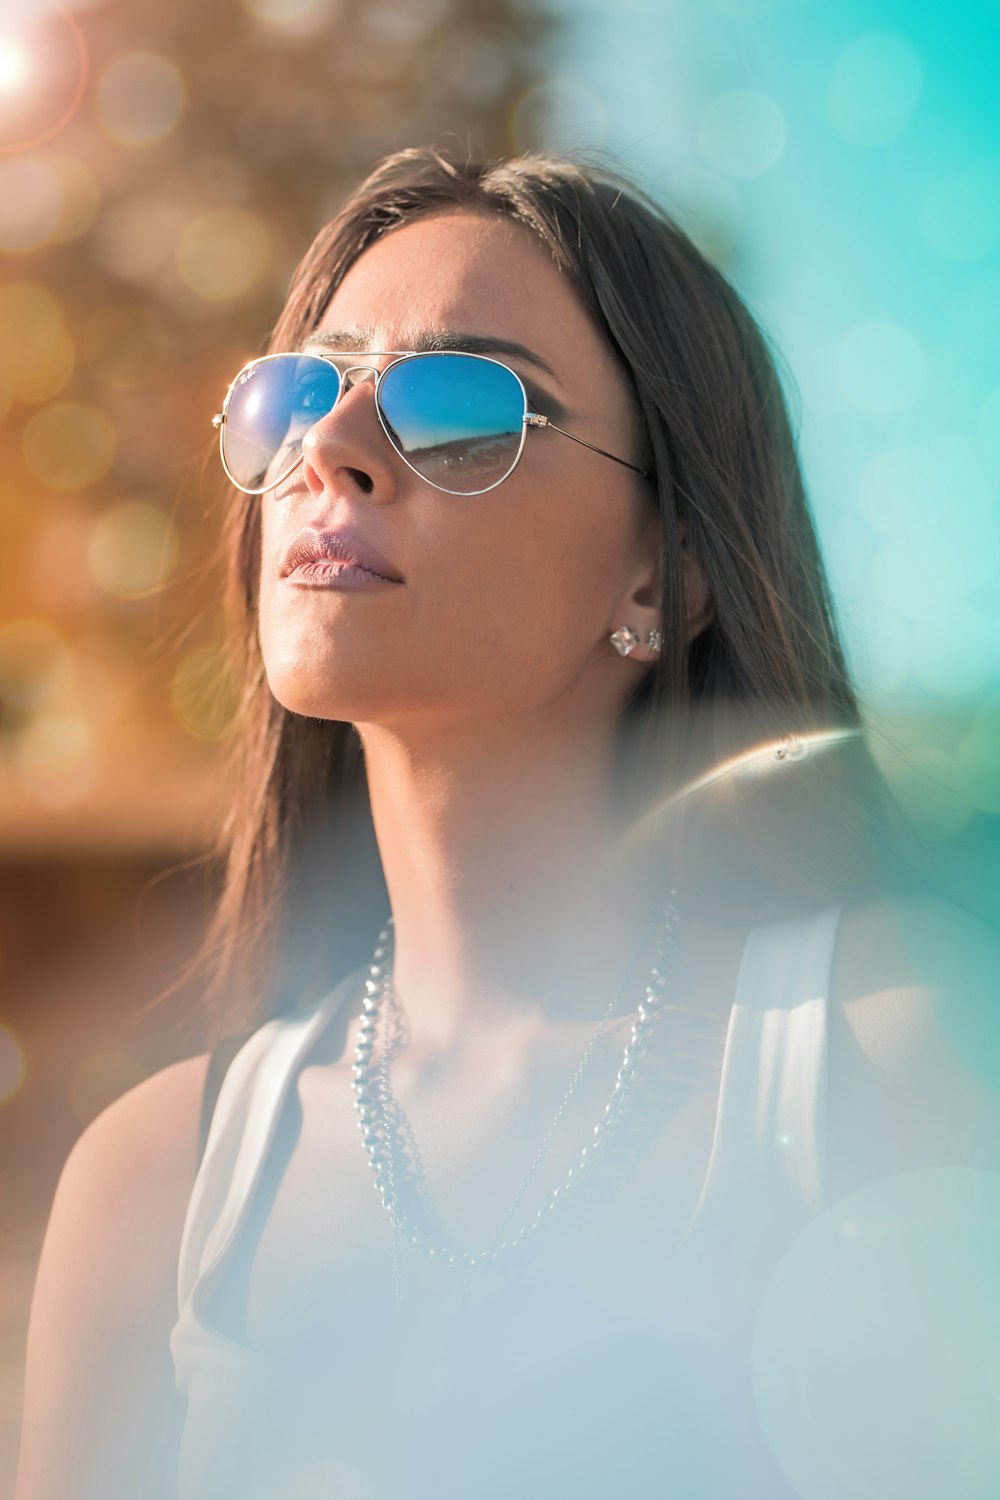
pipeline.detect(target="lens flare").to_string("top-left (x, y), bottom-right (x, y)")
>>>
top-left (754, 1170), bottom-right (1000, 1499)
top-left (0, 42), bottom-right (28, 91)
top-left (0, 4), bottom-right (88, 156)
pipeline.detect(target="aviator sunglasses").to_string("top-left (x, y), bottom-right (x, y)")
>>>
top-left (213, 349), bottom-right (650, 497)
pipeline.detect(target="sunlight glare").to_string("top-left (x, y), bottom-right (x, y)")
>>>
top-left (0, 42), bottom-right (28, 92)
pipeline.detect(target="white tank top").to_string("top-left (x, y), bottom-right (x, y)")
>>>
top-left (169, 903), bottom-right (845, 1499)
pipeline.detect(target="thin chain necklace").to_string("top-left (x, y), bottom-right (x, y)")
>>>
top-left (352, 892), bottom-right (680, 1299)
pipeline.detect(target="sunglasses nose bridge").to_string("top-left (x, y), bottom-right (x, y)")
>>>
top-left (338, 364), bottom-right (380, 398)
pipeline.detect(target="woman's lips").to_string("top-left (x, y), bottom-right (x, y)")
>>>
top-left (280, 526), bottom-right (403, 587)
top-left (285, 558), bottom-right (399, 589)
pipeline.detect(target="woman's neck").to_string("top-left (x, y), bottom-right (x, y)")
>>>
top-left (357, 715), bottom-right (667, 1056)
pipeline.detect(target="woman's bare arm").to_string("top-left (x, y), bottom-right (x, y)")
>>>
top-left (14, 1051), bottom-right (211, 1500)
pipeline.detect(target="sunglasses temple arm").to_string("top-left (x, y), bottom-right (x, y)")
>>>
top-left (526, 414), bottom-right (650, 479)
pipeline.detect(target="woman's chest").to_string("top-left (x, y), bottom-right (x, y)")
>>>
top-left (213, 1042), bottom-right (730, 1362)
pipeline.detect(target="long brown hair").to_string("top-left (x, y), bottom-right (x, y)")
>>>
top-left (181, 147), bottom-right (929, 1041)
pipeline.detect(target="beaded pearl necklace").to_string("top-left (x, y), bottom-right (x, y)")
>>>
top-left (351, 894), bottom-right (680, 1297)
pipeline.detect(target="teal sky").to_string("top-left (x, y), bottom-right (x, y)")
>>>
top-left (536, 0), bottom-right (1000, 702)
top-left (530, 0), bottom-right (1000, 835)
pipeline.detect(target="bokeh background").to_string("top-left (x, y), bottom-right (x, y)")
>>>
top-left (1, 0), bottom-right (998, 1488)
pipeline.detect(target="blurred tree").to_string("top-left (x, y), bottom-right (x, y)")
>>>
top-left (0, 5), bottom-right (556, 1485)
top-left (0, 0), bottom-right (555, 850)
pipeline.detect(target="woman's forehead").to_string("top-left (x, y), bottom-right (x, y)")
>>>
top-left (313, 211), bottom-right (613, 376)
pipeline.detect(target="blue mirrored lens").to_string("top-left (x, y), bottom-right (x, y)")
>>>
top-left (378, 354), bottom-right (525, 493)
top-left (223, 355), bottom-right (341, 491)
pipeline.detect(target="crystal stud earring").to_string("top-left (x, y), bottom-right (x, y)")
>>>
top-left (646, 629), bottom-right (663, 654)
top-left (610, 626), bottom-right (640, 657)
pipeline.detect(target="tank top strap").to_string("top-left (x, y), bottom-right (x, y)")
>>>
top-left (681, 901), bottom-right (846, 1245)
top-left (176, 973), bottom-right (360, 1317)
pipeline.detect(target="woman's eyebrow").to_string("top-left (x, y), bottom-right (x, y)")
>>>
top-left (418, 332), bottom-right (564, 387)
top-left (302, 328), bottom-right (564, 387)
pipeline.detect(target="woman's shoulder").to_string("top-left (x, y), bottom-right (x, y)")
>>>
top-left (17, 1053), bottom-right (214, 1498)
top-left (51, 1049), bottom-right (214, 1285)
top-left (31, 1049), bottom-right (217, 1346)
top-left (826, 891), bottom-right (1000, 1196)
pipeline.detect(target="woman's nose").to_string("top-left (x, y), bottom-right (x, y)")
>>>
top-left (298, 368), bottom-right (396, 501)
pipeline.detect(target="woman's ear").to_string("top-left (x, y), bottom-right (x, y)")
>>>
top-left (608, 509), bottom-right (662, 663)
top-left (680, 520), bottom-right (714, 643)
top-left (609, 517), bottom-right (714, 663)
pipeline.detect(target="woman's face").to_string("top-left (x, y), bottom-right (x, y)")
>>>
top-left (257, 210), bottom-right (660, 735)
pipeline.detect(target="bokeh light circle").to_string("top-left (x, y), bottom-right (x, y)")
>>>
top-left (91, 197), bottom-right (186, 285)
top-left (754, 1170), bottom-right (1000, 1499)
top-left (0, 282), bottom-right (75, 402)
top-left (957, 698), bottom-right (1000, 815)
top-left (961, 264), bottom-right (1000, 348)
top-left (977, 388), bottom-right (1000, 473)
top-left (707, 0), bottom-right (776, 14)
top-left (32, 514), bottom-right (102, 610)
top-left (887, 742), bottom-right (975, 838)
top-left (697, 91), bottom-right (787, 179)
top-left (83, 303), bottom-right (176, 390)
top-left (0, 1026), bottom-right (26, 1105)
top-left (171, 644), bottom-right (240, 741)
top-left (0, 617), bottom-right (73, 711)
top-left (918, 155), bottom-right (1000, 263)
top-left (661, 165), bottom-right (746, 264)
top-left (826, 32), bottom-right (923, 146)
top-left (0, 158), bottom-right (61, 251)
top-left (176, 207), bottom-right (270, 301)
top-left (242, 0), bottom-right (336, 31)
top-left (857, 435), bottom-right (995, 542)
top-left (510, 79), bottom-right (608, 152)
top-left (436, 30), bottom-right (513, 107)
top-left (909, 602), bottom-right (999, 698)
top-left (68, 1048), bottom-right (147, 1127)
top-left (45, 153), bottom-right (100, 242)
top-left (88, 501), bottom-right (179, 598)
top-left (97, 51), bottom-right (187, 148)
top-left (832, 321), bottom-right (925, 415)
top-left (22, 401), bottom-right (116, 490)
top-left (16, 707), bottom-right (95, 784)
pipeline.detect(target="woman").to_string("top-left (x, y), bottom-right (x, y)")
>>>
top-left (16, 148), bottom-right (1000, 1500)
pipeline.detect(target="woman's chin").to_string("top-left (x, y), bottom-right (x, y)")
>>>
top-left (264, 669), bottom-right (415, 726)
top-left (264, 672), bottom-right (359, 722)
